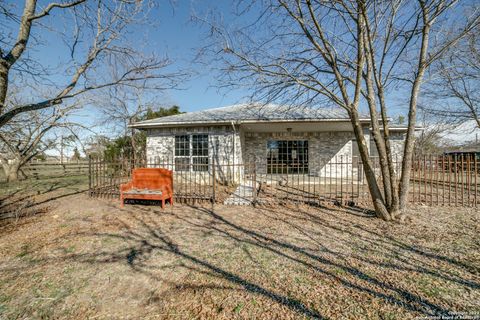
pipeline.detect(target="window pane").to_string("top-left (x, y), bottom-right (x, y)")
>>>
top-left (193, 157), bottom-right (208, 172)
top-left (175, 157), bottom-right (190, 171)
top-left (175, 135), bottom-right (190, 157)
top-left (267, 140), bottom-right (308, 174)
top-left (192, 134), bottom-right (208, 156)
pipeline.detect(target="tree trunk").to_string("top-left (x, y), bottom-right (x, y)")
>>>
top-left (7, 169), bottom-right (19, 182)
top-left (0, 63), bottom-right (8, 112)
top-left (2, 159), bottom-right (21, 182)
top-left (349, 109), bottom-right (393, 220)
top-left (0, 0), bottom-right (37, 117)
top-left (399, 24), bottom-right (431, 211)
top-left (377, 86), bottom-right (399, 214)
top-left (363, 55), bottom-right (393, 209)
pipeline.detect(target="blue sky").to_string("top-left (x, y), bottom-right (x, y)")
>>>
top-left (146, 0), bottom-right (250, 111)
top-left (5, 0), bottom-right (419, 131)
top-left (5, 0), bottom-right (457, 157)
top-left (4, 0), bottom-right (249, 112)
top-left (5, 0), bottom-right (415, 115)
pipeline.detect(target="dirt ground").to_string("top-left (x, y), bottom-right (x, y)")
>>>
top-left (0, 194), bottom-right (479, 319)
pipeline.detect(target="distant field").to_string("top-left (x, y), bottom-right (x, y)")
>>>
top-left (0, 175), bottom-right (89, 197)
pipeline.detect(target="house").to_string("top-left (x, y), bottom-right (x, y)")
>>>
top-left (131, 103), bottom-right (408, 182)
top-left (444, 146), bottom-right (480, 159)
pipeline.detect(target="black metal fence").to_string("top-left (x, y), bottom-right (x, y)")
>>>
top-left (89, 155), bottom-right (479, 207)
top-left (89, 158), bottom-right (256, 204)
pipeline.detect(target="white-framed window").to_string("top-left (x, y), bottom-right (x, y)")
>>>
top-left (174, 134), bottom-right (209, 171)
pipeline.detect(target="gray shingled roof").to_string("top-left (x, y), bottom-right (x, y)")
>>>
top-left (131, 103), bottom-right (370, 128)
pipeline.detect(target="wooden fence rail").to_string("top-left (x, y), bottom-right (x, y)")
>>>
top-left (22, 161), bottom-right (89, 180)
top-left (0, 161), bottom-right (90, 182)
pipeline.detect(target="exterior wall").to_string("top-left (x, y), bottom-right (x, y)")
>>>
top-left (146, 125), bottom-right (242, 164)
top-left (243, 130), bottom-right (371, 177)
top-left (145, 125), bottom-right (244, 183)
top-left (389, 132), bottom-right (406, 159)
top-left (144, 124), bottom-right (412, 181)
top-left (369, 132), bottom-right (405, 160)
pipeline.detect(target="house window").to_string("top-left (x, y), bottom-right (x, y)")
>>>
top-left (192, 134), bottom-right (209, 171)
top-left (174, 134), bottom-right (209, 171)
top-left (267, 140), bottom-right (308, 174)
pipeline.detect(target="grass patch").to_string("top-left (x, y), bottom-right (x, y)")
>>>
top-left (0, 196), bottom-right (479, 319)
top-left (16, 244), bottom-right (31, 258)
top-left (233, 302), bottom-right (244, 313)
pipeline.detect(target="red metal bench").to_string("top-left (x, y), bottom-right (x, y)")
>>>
top-left (120, 168), bottom-right (174, 208)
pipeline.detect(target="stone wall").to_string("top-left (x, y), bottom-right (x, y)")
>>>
top-left (145, 125), bottom-right (410, 180)
top-left (369, 131), bottom-right (405, 160)
top-left (146, 125), bottom-right (242, 164)
top-left (243, 130), bottom-right (371, 177)
top-left (389, 132), bottom-right (406, 160)
top-left (145, 125), bottom-right (244, 182)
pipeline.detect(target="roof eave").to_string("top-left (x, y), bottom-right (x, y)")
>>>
top-left (374, 126), bottom-right (424, 132)
top-left (130, 118), bottom-right (372, 129)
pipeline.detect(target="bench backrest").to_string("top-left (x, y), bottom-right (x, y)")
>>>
top-left (131, 168), bottom-right (173, 194)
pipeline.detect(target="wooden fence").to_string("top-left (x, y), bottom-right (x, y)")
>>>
top-left (22, 161), bottom-right (89, 180)
top-left (88, 155), bottom-right (479, 207)
top-left (0, 160), bottom-right (90, 182)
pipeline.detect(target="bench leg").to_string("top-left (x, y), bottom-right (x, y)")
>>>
top-left (170, 197), bottom-right (174, 206)
top-left (120, 195), bottom-right (124, 208)
top-left (161, 199), bottom-right (165, 209)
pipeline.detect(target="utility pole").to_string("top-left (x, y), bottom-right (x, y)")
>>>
top-left (60, 135), bottom-right (64, 164)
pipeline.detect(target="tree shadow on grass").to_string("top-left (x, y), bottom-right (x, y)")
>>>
top-left (0, 178), bottom-right (88, 222)
top-left (5, 202), bottom-right (479, 318)
top-left (175, 206), bottom-right (474, 316)
top-left (282, 205), bottom-right (480, 276)
top-left (71, 204), bottom-right (479, 316)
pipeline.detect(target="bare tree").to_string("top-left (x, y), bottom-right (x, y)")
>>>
top-left (94, 85), bottom-right (156, 137)
top-left (0, 104), bottom-right (82, 181)
top-left (0, 0), bottom-right (179, 129)
top-left (199, 0), bottom-right (480, 220)
top-left (422, 31), bottom-right (480, 128)
top-left (415, 122), bottom-right (451, 157)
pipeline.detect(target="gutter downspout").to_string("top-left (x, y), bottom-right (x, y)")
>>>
top-left (231, 121), bottom-right (236, 182)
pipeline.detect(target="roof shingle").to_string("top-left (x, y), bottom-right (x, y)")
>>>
top-left (131, 103), bottom-right (368, 128)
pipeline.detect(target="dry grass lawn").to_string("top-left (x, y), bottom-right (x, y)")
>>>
top-left (0, 194), bottom-right (479, 319)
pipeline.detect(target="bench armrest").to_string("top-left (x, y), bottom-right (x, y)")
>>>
top-left (160, 185), bottom-right (173, 196)
top-left (120, 182), bottom-right (133, 192)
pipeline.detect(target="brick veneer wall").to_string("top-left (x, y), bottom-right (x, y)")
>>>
top-left (144, 125), bottom-right (408, 179)
top-left (243, 130), bottom-right (370, 177)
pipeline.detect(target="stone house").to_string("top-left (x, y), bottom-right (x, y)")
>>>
top-left (131, 104), bottom-right (407, 182)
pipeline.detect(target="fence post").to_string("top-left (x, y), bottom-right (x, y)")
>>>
top-left (88, 155), bottom-right (92, 197)
top-left (475, 156), bottom-right (478, 207)
top-left (340, 155), bottom-right (343, 204)
top-left (253, 162), bottom-right (257, 206)
top-left (212, 156), bottom-right (216, 205)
